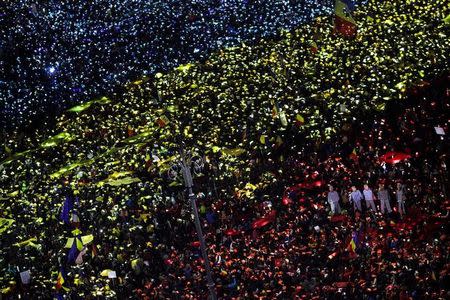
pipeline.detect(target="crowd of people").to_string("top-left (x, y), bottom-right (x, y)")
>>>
top-left (1, 0), bottom-right (355, 130)
top-left (0, 0), bottom-right (449, 298)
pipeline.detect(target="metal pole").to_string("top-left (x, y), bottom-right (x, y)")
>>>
top-left (181, 151), bottom-right (217, 300)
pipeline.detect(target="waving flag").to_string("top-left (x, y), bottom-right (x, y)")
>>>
top-left (60, 196), bottom-right (74, 224)
top-left (252, 210), bottom-right (277, 229)
top-left (335, 0), bottom-right (357, 37)
top-left (272, 102), bottom-right (280, 118)
top-left (65, 229), bottom-right (94, 263)
top-left (349, 148), bottom-right (358, 161)
top-left (379, 151), bottom-right (411, 165)
top-left (309, 40), bottom-right (318, 54)
top-left (347, 231), bottom-right (359, 257)
top-left (295, 114), bottom-right (305, 126)
top-left (55, 268), bottom-right (69, 292)
top-left (156, 115), bottom-right (170, 128)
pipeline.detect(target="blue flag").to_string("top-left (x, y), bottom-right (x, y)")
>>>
top-left (341, 0), bottom-right (355, 11)
top-left (60, 196), bottom-right (73, 224)
top-left (67, 242), bottom-right (78, 263)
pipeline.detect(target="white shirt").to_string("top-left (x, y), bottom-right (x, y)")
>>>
top-left (363, 189), bottom-right (374, 201)
top-left (350, 190), bottom-right (363, 202)
top-left (328, 191), bottom-right (340, 203)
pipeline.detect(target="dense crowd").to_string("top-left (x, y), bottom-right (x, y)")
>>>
top-left (1, 0), bottom-right (353, 130)
top-left (0, 0), bottom-right (449, 299)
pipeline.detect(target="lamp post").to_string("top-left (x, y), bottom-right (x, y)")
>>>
top-left (169, 149), bottom-right (217, 300)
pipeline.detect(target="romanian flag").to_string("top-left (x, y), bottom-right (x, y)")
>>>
top-left (349, 237), bottom-right (356, 252)
top-left (65, 229), bottom-right (94, 263)
top-left (348, 231), bottom-right (358, 254)
top-left (91, 244), bottom-right (99, 258)
top-left (334, 0), bottom-right (357, 37)
top-left (443, 14), bottom-right (450, 25)
top-left (275, 136), bottom-right (283, 148)
top-left (309, 40), bottom-right (318, 54)
top-left (279, 111), bottom-right (288, 127)
top-left (4, 145), bottom-right (12, 156)
top-left (60, 196), bottom-right (73, 225)
top-left (295, 114), bottom-right (305, 126)
top-left (272, 102), bottom-right (280, 118)
top-left (260, 134), bottom-right (267, 145)
top-left (55, 269), bottom-right (69, 291)
top-left (156, 115), bottom-right (170, 128)
top-left (349, 148), bottom-right (358, 160)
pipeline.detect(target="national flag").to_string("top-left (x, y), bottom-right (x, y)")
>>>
top-left (272, 102), bottom-right (280, 118)
top-left (127, 126), bottom-right (135, 137)
top-left (279, 111), bottom-right (288, 127)
top-left (260, 135), bottom-right (267, 145)
top-left (67, 242), bottom-right (78, 263)
top-left (91, 244), bottom-right (98, 258)
top-left (379, 151), bottom-right (411, 165)
top-left (334, 0), bottom-right (357, 37)
top-left (60, 196), bottom-right (73, 224)
top-left (309, 40), bottom-right (318, 54)
top-left (349, 237), bottom-right (356, 252)
top-left (443, 14), bottom-right (450, 25)
top-left (12, 237), bottom-right (40, 249)
top-left (65, 230), bottom-right (94, 263)
top-left (349, 148), bottom-right (358, 160)
top-left (4, 145), bottom-right (12, 156)
top-left (221, 148), bottom-right (246, 156)
top-left (156, 115), bottom-right (170, 127)
top-left (0, 218), bottom-right (14, 234)
top-left (348, 231), bottom-right (358, 254)
top-left (431, 270), bottom-right (437, 281)
top-left (295, 114), bottom-right (305, 126)
top-left (55, 268), bottom-right (69, 292)
top-left (275, 136), bottom-right (283, 148)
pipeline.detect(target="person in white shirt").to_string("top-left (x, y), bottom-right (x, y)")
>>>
top-left (327, 185), bottom-right (341, 215)
top-left (396, 182), bottom-right (407, 216)
top-left (349, 185), bottom-right (363, 212)
top-left (363, 184), bottom-right (377, 212)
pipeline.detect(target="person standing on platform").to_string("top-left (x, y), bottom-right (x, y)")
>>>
top-left (328, 185), bottom-right (341, 215)
top-left (349, 185), bottom-right (363, 212)
top-left (378, 183), bottom-right (392, 215)
top-left (396, 182), bottom-right (407, 217)
top-left (363, 184), bottom-right (377, 213)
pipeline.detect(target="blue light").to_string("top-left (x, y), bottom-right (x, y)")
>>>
top-left (48, 66), bottom-right (56, 74)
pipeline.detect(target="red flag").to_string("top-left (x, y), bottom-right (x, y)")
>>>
top-left (379, 151), bottom-right (411, 164)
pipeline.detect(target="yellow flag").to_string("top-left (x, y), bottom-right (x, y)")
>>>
top-left (260, 135), bottom-right (267, 144)
top-left (81, 234), bottom-right (94, 245)
top-left (65, 238), bottom-right (75, 248)
top-left (221, 148), bottom-right (246, 156)
top-left (100, 269), bottom-right (113, 277)
top-left (296, 114), bottom-right (305, 124)
top-left (0, 218), bottom-right (14, 234)
top-left (279, 111), bottom-right (288, 127)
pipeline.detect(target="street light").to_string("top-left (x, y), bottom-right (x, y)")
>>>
top-left (168, 149), bottom-right (217, 300)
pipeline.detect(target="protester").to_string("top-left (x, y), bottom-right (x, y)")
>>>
top-left (328, 185), bottom-right (341, 215)
top-left (377, 183), bottom-right (392, 215)
top-left (363, 184), bottom-right (377, 213)
top-left (396, 182), bottom-right (407, 217)
top-left (349, 185), bottom-right (363, 212)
